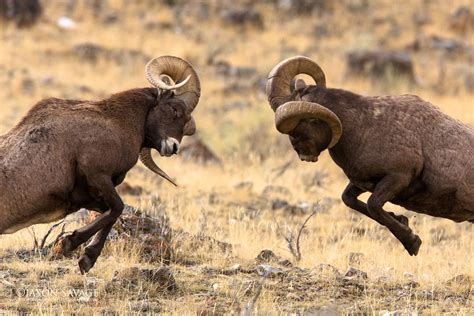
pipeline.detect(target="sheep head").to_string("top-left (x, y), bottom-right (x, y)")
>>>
top-left (140, 56), bottom-right (201, 186)
top-left (266, 56), bottom-right (342, 162)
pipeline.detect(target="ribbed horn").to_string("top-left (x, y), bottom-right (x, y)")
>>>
top-left (145, 56), bottom-right (201, 112)
top-left (275, 101), bottom-right (342, 148)
top-left (139, 148), bottom-right (177, 186)
top-left (266, 56), bottom-right (326, 111)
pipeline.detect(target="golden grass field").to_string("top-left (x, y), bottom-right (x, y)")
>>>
top-left (0, 0), bottom-right (473, 314)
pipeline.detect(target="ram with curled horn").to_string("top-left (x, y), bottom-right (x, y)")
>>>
top-left (267, 56), bottom-right (474, 255)
top-left (0, 56), bottom-right (200, 273)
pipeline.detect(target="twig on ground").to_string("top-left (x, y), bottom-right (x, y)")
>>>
top-left (48, 224), bottom-right (68, 248)
top-left (278, 206), bottom-right (319, 262)
top-left (39, 219), bottom-right (65, 249)
top-left (294, 210), bottom-right (318, 261)
top-left (29, 227), bottom-right (39, 251)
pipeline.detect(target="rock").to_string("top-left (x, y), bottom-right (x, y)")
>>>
top-left (262, 185), bottom-right (291, 198)
top-left (102, 12), bottom-right (119, 25)
top-left (283, 202), bottom-right (314, 215)
top-left (256, 264), bottom-right (283, 277)
top-left (255, 249), bottom-right (292, 267)
top-left (203, 264), bottom-right (244, 275)
top-left (178, 137), bottom-right (221, 165)
top-left (343, 0), bottom-right (369, 12)
top-left (430, 36), bottom-right (471, 55)
top-left (256, 249), bottom-right (279, 263)
top-left (407, 35), bottom-right (473, 59)
top-left (220, 7), bottom-right (264, 29)
top-left (0, 0), bottom-right (42, 28)
top-left (271, 199), bottom-right (289, 210)
top-left (277, 259), bottom-right (293, 267)
top-left (450, 6), bottom-right (474, 35)
top-left (346, 50), bottom-right (416, 84)
top-left (21, 78), bottom-right (35, 94)
top-left (275, 0), bottom-right (334, 15)
top-left (344, 267), bottom-right (368, 280)
top-left (72, 42), bottom-right (151, 64)
top-left (147, 267), bottom-right (176, 291)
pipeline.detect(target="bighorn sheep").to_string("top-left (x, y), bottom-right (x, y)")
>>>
top-left (267, 56), bottom-right (474, 255)
top-left (0, 56), bottom-right (201, 273)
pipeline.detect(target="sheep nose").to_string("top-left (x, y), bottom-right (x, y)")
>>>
top-left (172, 142), bottom-right (179, 155)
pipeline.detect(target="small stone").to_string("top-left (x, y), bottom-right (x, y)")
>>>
top-left (256, 264), bottom-right (283, 277)
top-left (344, 267), bottom-right (368, 279)
top-left (277, 259), bottom-right (293, 267)
top-left (271, 199), bottom-right (289, 210)
top-left (256, 249), bottom-right (279, 263)
top-left (146, 267), bottom-right (177, 291)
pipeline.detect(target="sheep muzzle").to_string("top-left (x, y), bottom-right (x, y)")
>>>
top-left (275, 101), bottom-right (343, 149)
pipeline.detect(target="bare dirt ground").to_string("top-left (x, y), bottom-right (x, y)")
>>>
top-left (0, 0), bottom-right (473, 314)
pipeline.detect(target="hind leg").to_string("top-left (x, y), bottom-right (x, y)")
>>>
top-left (366, 174), bottom-right (422, 256)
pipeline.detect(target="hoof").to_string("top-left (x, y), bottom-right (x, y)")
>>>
top-left (404, 235), bottom-right (422, 256)
top-left (78, 253), bottom-right (95, 274)
top-left (52, 235), bottom-right (75, 257)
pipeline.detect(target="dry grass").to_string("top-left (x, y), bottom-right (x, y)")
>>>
top-left (0, 0), bottom-right (473, 314)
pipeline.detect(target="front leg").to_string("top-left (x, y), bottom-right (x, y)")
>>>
top-left (56, 175), bottom-right (124, 265)
top-left (366, 175), bottom-right (422, 255)
top-left (342, 182), bottom-right (409, 225)
top-left (78, 221), bottom-right (115, 274)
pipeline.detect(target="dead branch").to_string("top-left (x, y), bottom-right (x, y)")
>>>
top-left (39, 219), bottom-right (65, 249)
top-left (294, 210), bottom-right (318, 262)
top-left (28, 227), bottom-right (39, 251)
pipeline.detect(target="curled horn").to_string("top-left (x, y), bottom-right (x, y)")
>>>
top-left (157, 74), bottom-right (197, 137)
top-left (139, 148), bottom-right (177, 187)
top-left (267, 56), bottom-right (342, 148)
top-left (266, 55), bottom-right (326, 111)
top-left (275, 101), bottom-right (342, 148)
top-left (145, 56), bottom-right (201, 112)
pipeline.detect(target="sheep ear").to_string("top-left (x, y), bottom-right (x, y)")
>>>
top-left (295, 78), bottom-right (306, 91)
